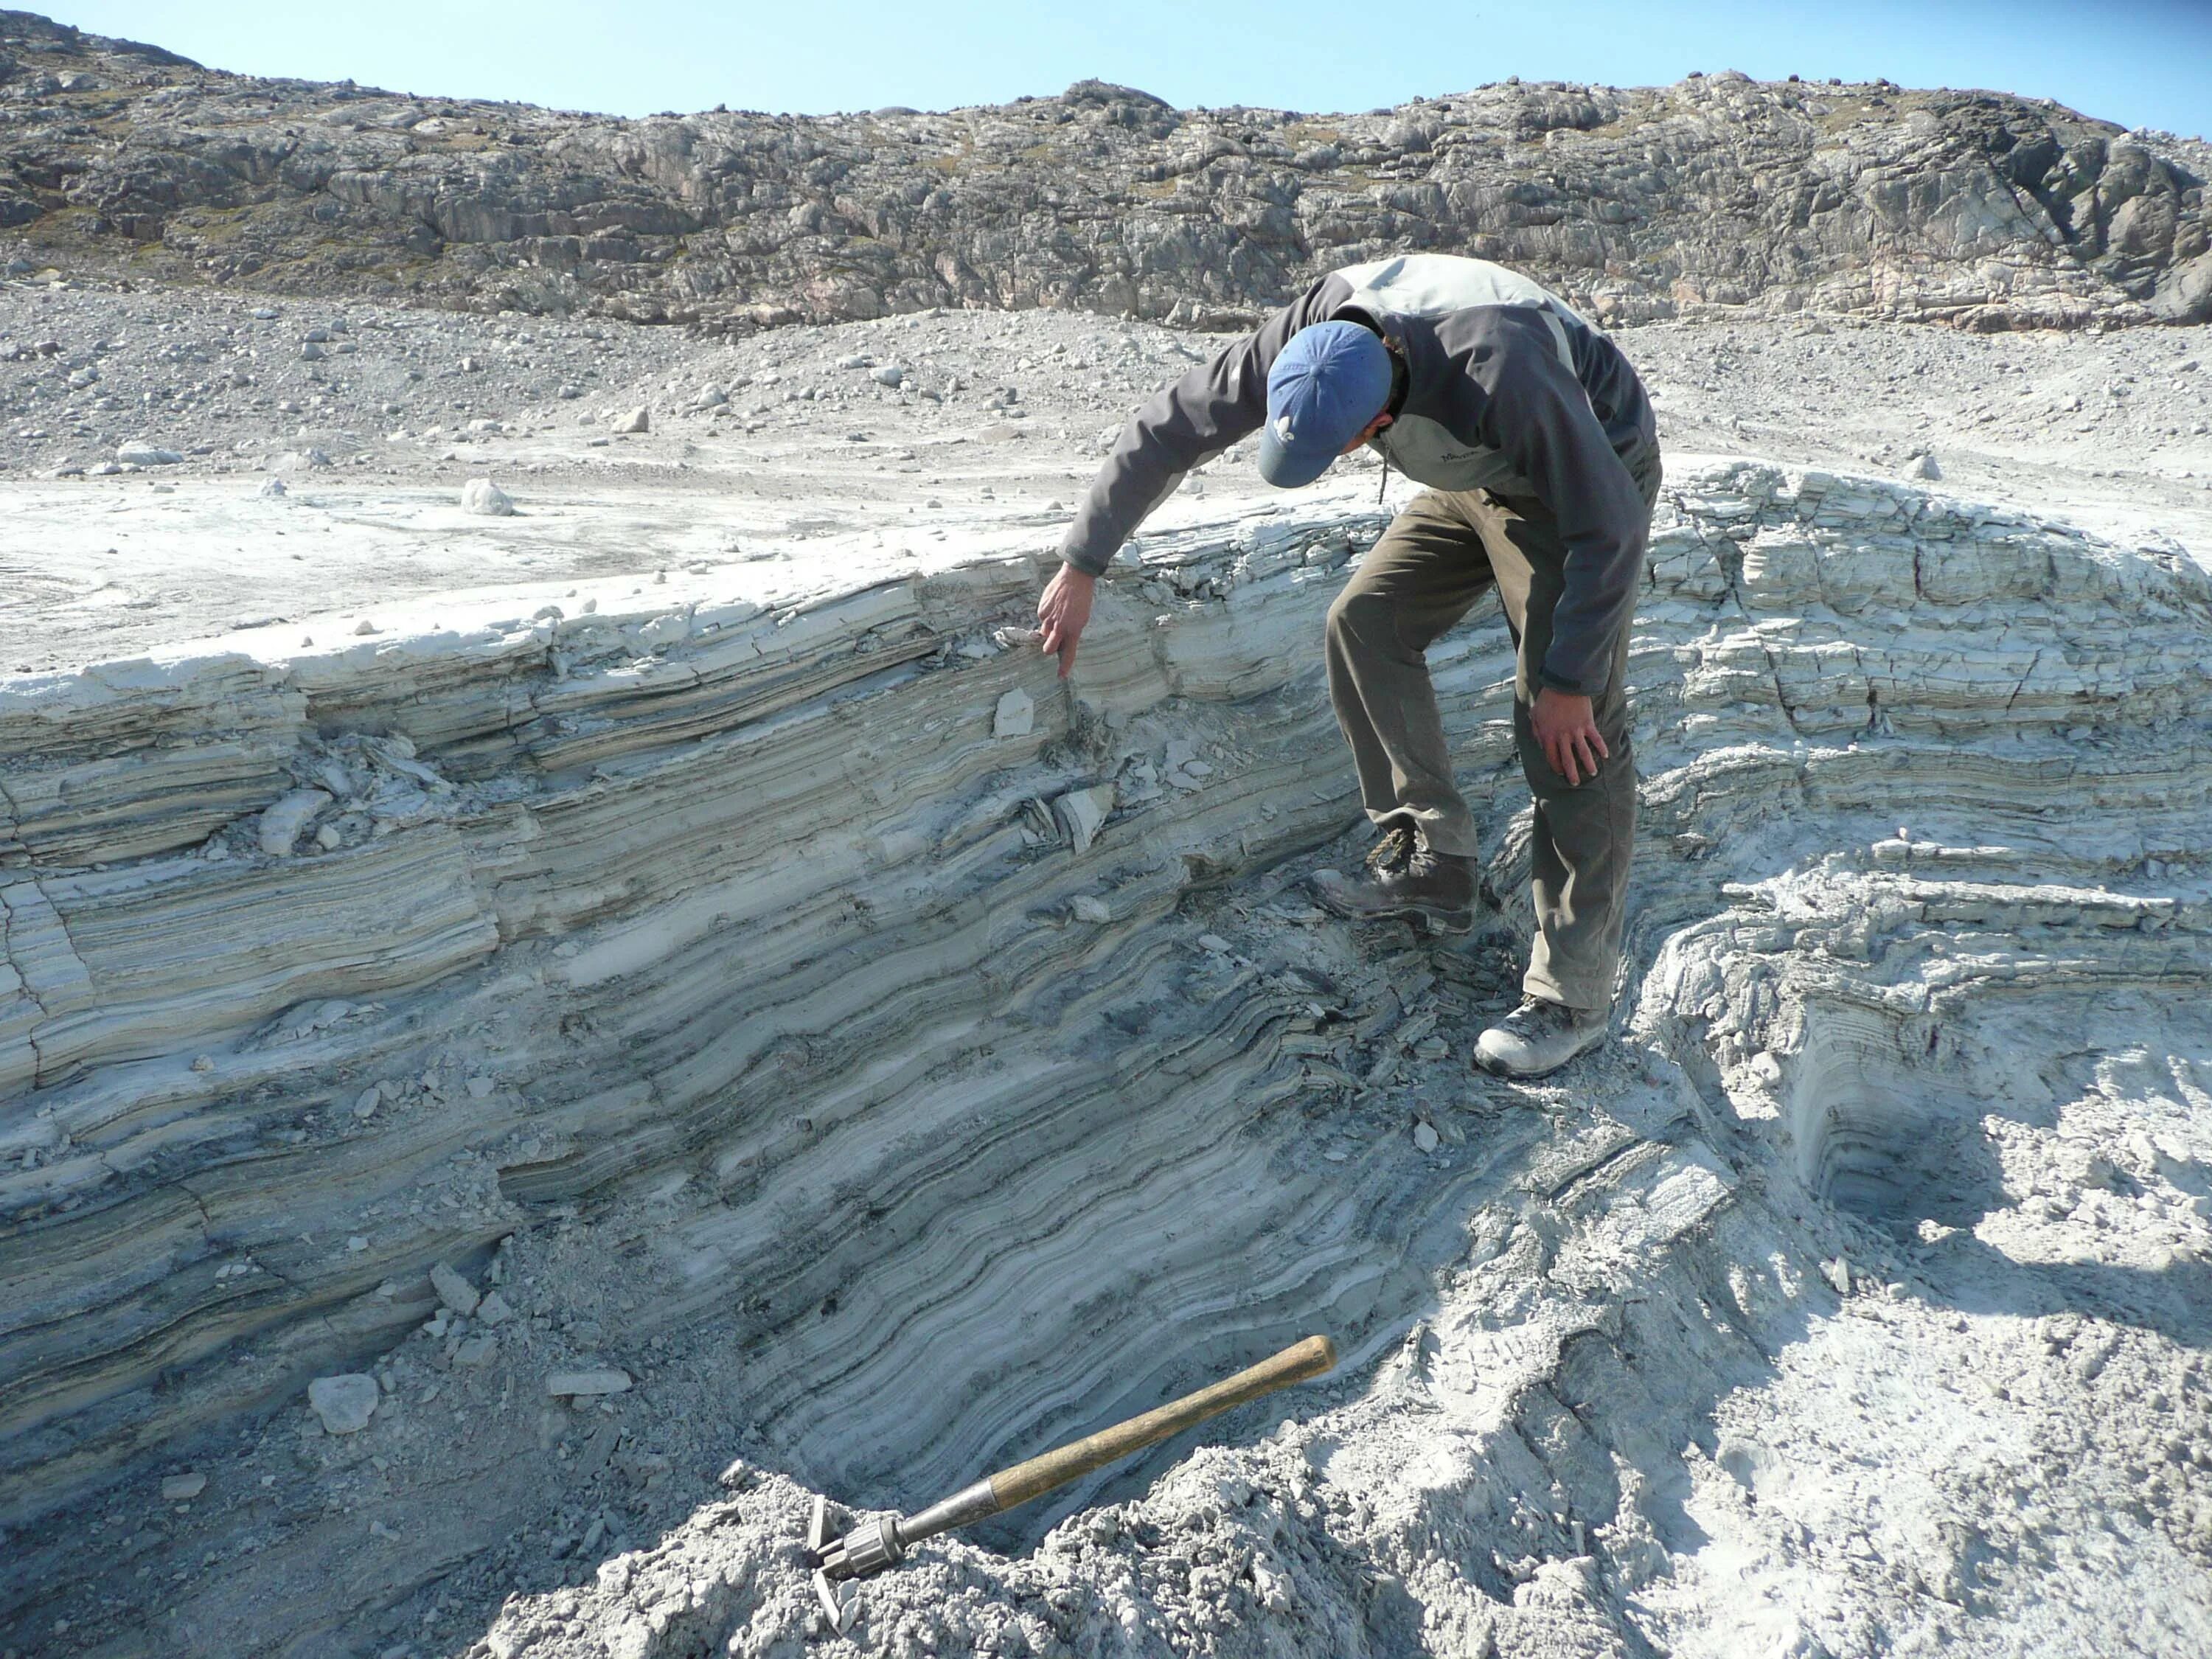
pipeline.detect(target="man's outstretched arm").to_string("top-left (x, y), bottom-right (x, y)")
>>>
top-left (1044, 277), bottom-right (1347, 674)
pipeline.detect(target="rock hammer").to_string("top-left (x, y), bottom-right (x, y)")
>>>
top-left (803, 1333), bottom-right (1337, 1630)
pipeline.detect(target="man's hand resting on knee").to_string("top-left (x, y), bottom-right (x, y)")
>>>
top-left (1531, 687), bottom-right (1610, 786)
top-left (1037, 564), bottom-right (1095, 678)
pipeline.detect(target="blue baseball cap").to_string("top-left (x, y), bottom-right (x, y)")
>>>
top-left (1256, 321), bottom-right (1393, 488)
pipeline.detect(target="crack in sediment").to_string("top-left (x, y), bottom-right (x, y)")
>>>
top-left (0, 880), bottom-right (62, 1085)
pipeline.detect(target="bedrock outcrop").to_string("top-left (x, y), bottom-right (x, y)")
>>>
top-left (4, 461), bottom-right (2211, 1655)
top-left (3, 8), bottom-right (2210, 333)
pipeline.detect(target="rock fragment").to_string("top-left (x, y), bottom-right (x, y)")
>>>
top-left (1051, 784), bottom-right (1114, 852)
top-left (307, 1374), bottom-right (380, 1434)
top-left (257, 788), bottom-right (330, 857)
top-left (609, 406), bottom-right (650, 434)
top-left (160, 1472), bottom-right (206, 1502)
top-left (992, 687), bottom-right (1034, 738)
top-left (429, 1261), bottom-right (481, 1317)
top-left (116, 442), bottom-right (181, 466)
top-left (546, 1368), bottom-right (632, 1399)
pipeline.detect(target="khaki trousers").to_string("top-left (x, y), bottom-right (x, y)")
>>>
top-left (1323, 457), bottom-right (1662, 1012)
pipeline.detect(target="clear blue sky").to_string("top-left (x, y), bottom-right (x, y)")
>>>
top-left (41, 1), bottom-right (2212, 139)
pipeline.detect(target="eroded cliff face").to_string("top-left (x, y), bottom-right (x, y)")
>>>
top-left (3, 8), bottom-right (2210, 333)
top-left (4, 463), bottom-right (2211, 1655)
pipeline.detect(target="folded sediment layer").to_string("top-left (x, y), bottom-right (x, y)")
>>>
top-left (4, 462), bottom-right (2211, 1655)
top-left (470, 476), bottom-right (2212, 1656)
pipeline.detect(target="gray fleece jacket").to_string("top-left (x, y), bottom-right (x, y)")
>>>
top-left (1058, 254), bottom-right (1659, 696)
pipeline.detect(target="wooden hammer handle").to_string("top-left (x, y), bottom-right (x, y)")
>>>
top-left (986, 1335), bottom-right (1337, 1512)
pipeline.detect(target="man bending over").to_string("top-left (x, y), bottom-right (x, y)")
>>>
top-left (1037, 254), bottom-right (1660, 1079)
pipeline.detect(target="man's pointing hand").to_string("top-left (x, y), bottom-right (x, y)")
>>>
top-left (1037, 564), bottom-right (1096, 679)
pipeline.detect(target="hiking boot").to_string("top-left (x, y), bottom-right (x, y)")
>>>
top-left (1474, 996), bottom-right (1608, 1079)
top-left (1310, 826), bottom-right (1477, 934)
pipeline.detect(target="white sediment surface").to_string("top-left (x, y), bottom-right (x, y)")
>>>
top-left (4, 293), bottom-right (2212, 1657)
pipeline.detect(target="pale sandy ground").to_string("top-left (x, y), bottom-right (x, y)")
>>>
top-left (4, 277), bottom-right (2210, 680)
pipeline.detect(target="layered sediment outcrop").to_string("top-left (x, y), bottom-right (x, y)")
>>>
top-left (5, 462), bottom-right (2211, 1654)
top-left (4, 7), bottom-right (2211, 333)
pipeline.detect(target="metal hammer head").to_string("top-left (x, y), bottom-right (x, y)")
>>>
top-left (803, 1495), bottom-right (907, 1632)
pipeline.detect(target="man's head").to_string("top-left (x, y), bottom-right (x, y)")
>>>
top-left (1257, 321), bottom-right (1394, 489)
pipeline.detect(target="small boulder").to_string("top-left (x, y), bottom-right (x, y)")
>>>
top-left (160, 1472), bottom-right (206, 1502)
top-left (117, 442), bottom-right (181, 466)
top-left (308, 1373), bottom-right (381, 1434)
top-left (609, 406), bottom-right (650, 434)
top-left (461, 477), bottom-right (515, 516)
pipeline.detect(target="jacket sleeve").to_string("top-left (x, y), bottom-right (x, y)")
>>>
top-left (1057, 277), bottom-right (1346, 576)
top-left (1470, 315), bottom-right (1652, 697)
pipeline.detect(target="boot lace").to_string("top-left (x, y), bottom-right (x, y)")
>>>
top-left (1364, 824), bottom-right (1418, 877)
top-left (1502, 996), bottom-right (1570, 1034)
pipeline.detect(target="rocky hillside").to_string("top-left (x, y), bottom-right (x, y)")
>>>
top-left (3, 9), bottom-right (2210, 335)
